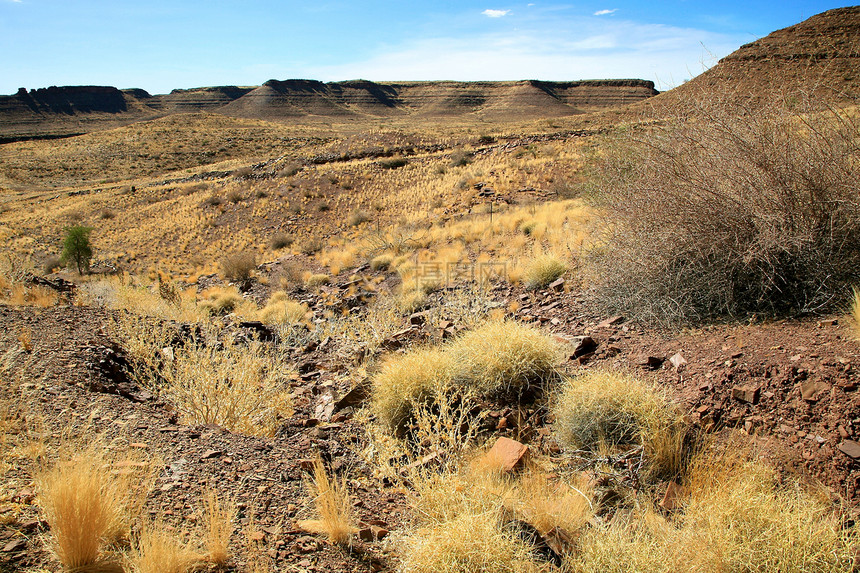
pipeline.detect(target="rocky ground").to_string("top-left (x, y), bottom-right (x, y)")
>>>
top-left (1, 270), bottom-right (859, 571)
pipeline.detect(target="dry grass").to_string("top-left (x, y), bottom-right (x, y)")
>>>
top-left (116, 320), bottom-right (294, 436)
top-left (569, 443), bottom-right (856, 572)
top-left (257, 292), bottom-right (309, 326)
top-left (297, 458), bottom-right (356, 545)
top-left (126, 523), bottom-right (201, 573)
top-left (201, 489), bottom-right (235, 565)
top-left (304, 273), bottom-right (331, 287)
top-left (372, 319), bottom-right (558, 435)
top-left (372, 348), bottom-right (453, 432)
top-left (199, 286), bottom-right (249, 317)
top-left (397, 511), bottom-right (538, 573)
top-left (396, 457), bottom-right (592, 573)
top-left (220, 252), bottom-right (257, 283)
top-left (523, 253), bottom-right (568, 290)
top-left (447, 319), bottom-right (560, 396)
top-left (553, 369), bottom-right (688, 478)
top-left (35, 441), bottom-right (157, 571)
top-left (587, 90), bottom-right (860, 325)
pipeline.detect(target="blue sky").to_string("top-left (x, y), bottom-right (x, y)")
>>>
top-left (0, 1), bottom-right (855, 95)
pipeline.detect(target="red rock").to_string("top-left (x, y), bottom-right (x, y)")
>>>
top-left (596, 315), bottom-right (625, 328)
top-left (485, 437), bottom-right (529, 472)
top-left (660, 481), bottom-right (688, 511)
top-left (2, 538), bottom-right (26, 552)
top-left (838, 440), bottom-right (860, 459)
top-left (731, 385), bottom-right (760, 404)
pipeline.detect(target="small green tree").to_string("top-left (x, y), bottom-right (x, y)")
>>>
top-left (61, 225), bottom-right (93, 274)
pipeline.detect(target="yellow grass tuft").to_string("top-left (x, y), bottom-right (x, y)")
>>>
top-left (553, 369), bottom-right (687, 478)
top-left (297, 458), bottom-right (357, 545)
top-left (447, 319), bottom-right (560, 396)
top-left (257, 291), bottom-right (309, 325)
top-left (372, 320), bottom-right (558, 435)
top-left (523, 253), bottom-right (568, 290)
top-left (397, 512), bottom-right (538, 573)
top-left (372, 348), bottom-right (452, 432)
top-left (126, 523), bottom-right (201, 573)
top-left (201, 489), bottom-right (235, 565)
top-left (35, 442), bottom-right (156, 571)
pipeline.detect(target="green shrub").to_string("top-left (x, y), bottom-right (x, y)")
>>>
top-left (61, 224), bottom-right (94, 275)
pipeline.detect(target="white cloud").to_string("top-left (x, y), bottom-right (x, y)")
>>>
top-left (305, 19), bottom-right (745, 91)
top-left (594, 9), bottom-right (617, 16)
top-left (482, 9), bottom-right (510, 18)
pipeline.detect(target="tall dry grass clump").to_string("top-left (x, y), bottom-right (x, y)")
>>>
top-left (257, 291), bottom-right (309, 325)
top-left (587, 88), bottom-right (860, 326)
top-left (523, 253), bottom-right (567, 290)
top-left (126, 524), bottom-right (200, 573)
top-left (447, 319), bottom-right (560, 396)
top-left (297, 458), bottom-right (357, 545)
top-left (35, 442), bottom-right (156, 571)
top-left (553, 369), bottom-right (688, 478)
top-left (201, 489), bottom-right (235, 565)
top-left (372, 348), bottom-right (452, 432)
top-left (397, 512), bottom-right (538, 573)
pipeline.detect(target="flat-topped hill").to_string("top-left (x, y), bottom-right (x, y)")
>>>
top-left (0, 79), bottom-right (658, 142)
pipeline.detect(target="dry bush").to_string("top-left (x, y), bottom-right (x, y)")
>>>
top-left (83, 277), bottom-right (205, 322)
top-left (199, 286), bottom-right (245, 316)
top-left (127, 523), bottom-right (200, 573)
top-left (514, 471), bottom-right (593, 537)
top-left (220, 252), bottom-right (256, 283)
top-left (226, 189), bottom-right (244, 203)
top-left (35, 441), bottom-right (157, 571)
top-left (569, 443), bottom-right (856, 572)
top-left (347, 210), bottom-right (371, 227)
top-left (398, 289), bottom-right (427, 313)
top-left (297, 458), bottom-right (356, 545)
top-left (269, 233), bottom-right (294, 250)
top-left (43, 255), bottom-right (63, 274)
top-left (201, 489), bottom-right (235, 565)
top-left (373, 348), bottom-right (453, 432)
top-left (553, 369), bottom-right (688, 479)
top-left (8, 284), bottom-right (58, 307)
top-left (298, 237), bottom-right (325, 255)
top-left (304, 273), bottom-right (330, 287)
top-left (121, 323), bottom-right (293, 436)
top-left (587, 91), bottom-right (860, 326)
top-left (523, 254), bottom-right (567, 290)
top-left (378, 157), bottom-right (408, 169)
top-left (370, 253), bottom-right (394, 271)
top-left (258, 292), bottom-right (309, 325)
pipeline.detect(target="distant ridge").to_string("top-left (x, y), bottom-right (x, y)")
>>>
top-left (0, 79), bottom-right (658, 142)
